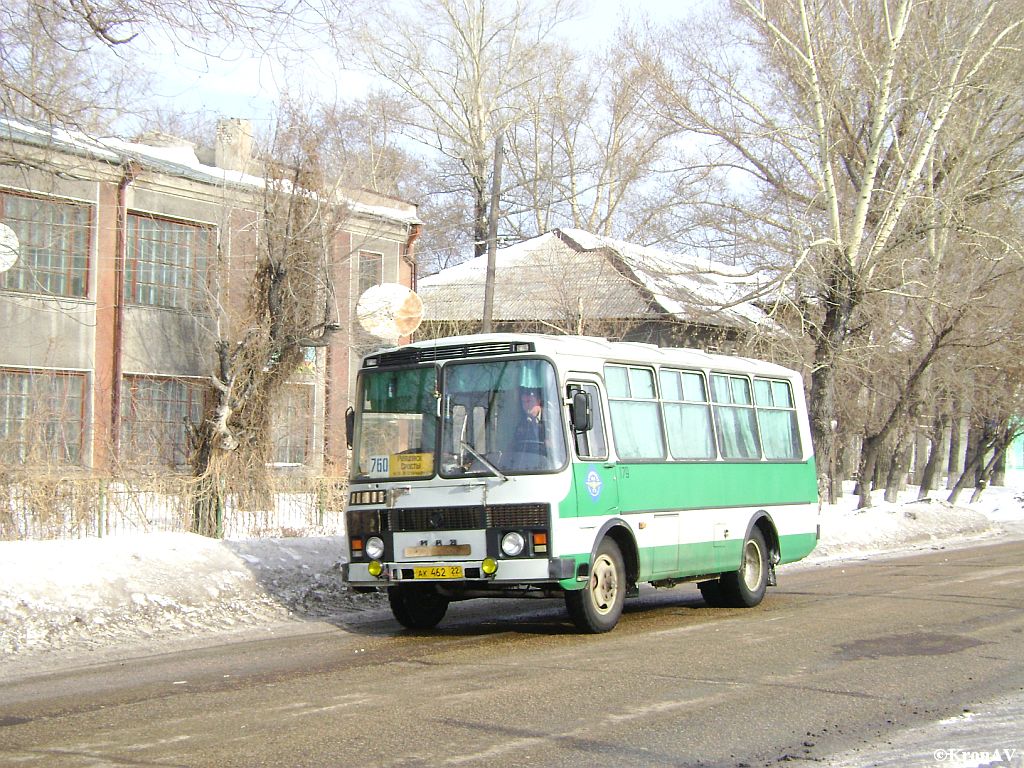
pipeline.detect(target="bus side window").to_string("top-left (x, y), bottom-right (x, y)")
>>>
top-left (606, 365), bottom-right (666, 460)
top-left (710, 373), bottom-right (761, 459)
top-left (570, 382), bottom-right (608, 460)
top-left (754, 378), bottom-right (802, 459)
top-left (661, 368), bottom-right (716, 459)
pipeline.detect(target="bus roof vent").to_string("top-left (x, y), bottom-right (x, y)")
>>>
top-left (373, 341), bottom-right (535, 367)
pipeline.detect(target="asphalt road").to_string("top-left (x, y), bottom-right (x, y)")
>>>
top-left (2, 540), bottom-right (1023, 768)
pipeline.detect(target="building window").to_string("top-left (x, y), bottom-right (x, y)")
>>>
top-left (270, 384), bottom-right (314, 465)
top-left (120, 375), bottom-right (205, 467)
top-left (0, 368), bottom-right (86, 465)
top-left (358, 251), bottom-right (383, 296)
top-left (125, 214), bottom-right (215, 310)
top-left (0, 190), bottom-right (91, 298)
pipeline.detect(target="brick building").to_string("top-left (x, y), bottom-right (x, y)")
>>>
top-left (0, 117), bottom-right (420, 476)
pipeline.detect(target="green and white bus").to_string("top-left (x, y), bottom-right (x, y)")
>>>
top-left (342, 334), bottom-right (819, 633)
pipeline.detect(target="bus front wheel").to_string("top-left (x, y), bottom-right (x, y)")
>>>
top-left (565, 537), bottom-right (625, 633)
top-left (388, 584), bottom-right (450, 630)
top-left (718, 527), bottom-right (769, 608)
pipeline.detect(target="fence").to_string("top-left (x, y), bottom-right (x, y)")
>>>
top-left (0, 473), bottom-right (348, 541)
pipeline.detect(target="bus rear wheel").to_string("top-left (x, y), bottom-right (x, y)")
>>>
top-left (718, 527), bottom-right (769, 608)
top-left (565, 537), bottom-right (625, 633)
top-left (388, 584), bottom-right (450, 630)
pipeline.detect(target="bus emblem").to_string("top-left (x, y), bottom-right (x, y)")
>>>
top-left (585, 470), bottom-right (602, 499)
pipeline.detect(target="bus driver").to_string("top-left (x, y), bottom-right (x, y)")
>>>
top-left (514, 387), bottom-right (546, 456)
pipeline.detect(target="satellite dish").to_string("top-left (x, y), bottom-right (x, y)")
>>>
top-left (0, 223), bottom-right (19, 273)
top-left (356, 283), bottom-right (424, 342)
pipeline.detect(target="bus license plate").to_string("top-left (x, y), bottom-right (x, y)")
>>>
top-left (413, 565), bottom-right (463, 580)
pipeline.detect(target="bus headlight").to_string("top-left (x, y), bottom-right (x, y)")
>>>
top-left (365, 536), bottom-right (385, 560)
top-left (500, 531), bottom-right (525, 557)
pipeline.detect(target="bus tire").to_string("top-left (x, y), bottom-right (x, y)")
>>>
top-left (388, 584), bottom-right (449, 630)
top-left (565, 537), bottom-right (625, 633)
top-left (719, 527), bottom-right (769, 608)
top-left (697, 579), bottom-right (726, 607)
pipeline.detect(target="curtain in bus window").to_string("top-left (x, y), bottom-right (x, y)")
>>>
top-left (714, 405), bottom-right (760, 459)
top-left (710, 374), bottom-right (732, 403)
top-left (753, 378), bottom-right (801, 459)
top-left (605, 366), bottom-right (630, 397)
top-left (758, 410), bottom-right (801, 459)
top-left (681, 372), bottom-right (706, 401)
top-left (753, 379), bottom-right (773, 406)
top-left (772, 380), bottom-right (793, 407)
top-left (628, 367), bottom-right (656, 398)
top-left (664, 402), bottom-right (715, 459)
top-left (609, 400), bottom-right (664, 459)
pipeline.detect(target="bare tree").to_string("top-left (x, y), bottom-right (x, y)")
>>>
top-left (189, 104), bottom-right (347, 535)
top-left (331, 0), bottom-right (579, 259)
top-left (947, 375), bottom-right (1024, 505)
top-left (299, 92), bottom-right (470, 277)
top-left (0, 0), bottom-right (150, 130)
top-left (502, 37), bottom-right (677, 242)
top-left (1, 0), bottom-right (311, 131)
top-left (634, 0), bottom-right (1024, 501)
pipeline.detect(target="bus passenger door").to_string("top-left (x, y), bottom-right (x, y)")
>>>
top-left (568, 380), bottom-right (619, 520)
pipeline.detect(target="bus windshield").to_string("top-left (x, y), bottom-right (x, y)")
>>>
top-left (354, 366), bottom-right (439, 480)
top-left (440, 358), bottom-right (567, 476)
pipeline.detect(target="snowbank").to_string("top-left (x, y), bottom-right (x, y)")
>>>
top-left (812, 498), bottom-right (992, 560)
top-left (1, 485), bottom-right (1021, 665)
top-left (0, 534), bottom-right (384, 661)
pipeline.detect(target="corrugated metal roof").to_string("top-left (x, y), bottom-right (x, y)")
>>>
top-left (0, 116), bottom-right (420, 225)
top-left (418, 229), bottom-right (766, 329)
top-left (419, 233), bottom-right (649, 322)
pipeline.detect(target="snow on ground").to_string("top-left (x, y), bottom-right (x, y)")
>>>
top-left (1, 482), bottom-right (1022, 668)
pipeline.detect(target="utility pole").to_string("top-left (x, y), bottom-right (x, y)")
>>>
top-left (481, 132), bottom-right (503, 333)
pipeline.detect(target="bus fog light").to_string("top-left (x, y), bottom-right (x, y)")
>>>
top-left (367, 560), bottom-right (383, 577)
top-left (365, 536), bottom-right (385, 560)
top-left (481, 557), bottom-right (498, 575)
top-left (500, 532), bottom-right (525, 557)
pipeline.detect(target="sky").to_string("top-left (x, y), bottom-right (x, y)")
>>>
top-left (138, 0), bottom-right (693, 131)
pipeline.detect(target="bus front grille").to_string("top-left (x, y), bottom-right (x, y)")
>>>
top-left (485, 503), bottom-right (549, 528)
top-left (386, 504), bottom-right (550, 532)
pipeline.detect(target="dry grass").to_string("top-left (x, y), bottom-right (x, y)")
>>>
top-left (0, 468), bottom-right (348, 541)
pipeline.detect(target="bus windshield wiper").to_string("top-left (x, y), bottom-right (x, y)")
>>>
top-left (460, 441), bottom-right (508, 483)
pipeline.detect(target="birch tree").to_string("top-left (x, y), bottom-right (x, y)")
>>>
top-left (1, 0), bottom-right (309, 131)
top-left (635, 0), bottom-right (1024, 500)
top-left (502, 39), bottom-right (676, 241)
top-left (330, 0), bottom-right (579, 259)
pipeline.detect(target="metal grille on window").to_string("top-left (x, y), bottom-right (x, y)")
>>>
top-left (0, 369), bottom-right (86, 464)
top-left (270, 384), bottom-right (314, 465)
top-left (0, 191), bottom-right (90, 299)
top-left (125, 214), bottom-right (215, 311)
top-left (120, 375), bottom-right (205, 467)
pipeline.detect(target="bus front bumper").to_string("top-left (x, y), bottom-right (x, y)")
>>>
top-left (343, 556), bottom-right (577, 586)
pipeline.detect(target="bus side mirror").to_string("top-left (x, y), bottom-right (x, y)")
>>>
top-left (345, 406), bottom-right (355, 449)
top-left (571, 391), bottom-right (592, 433)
